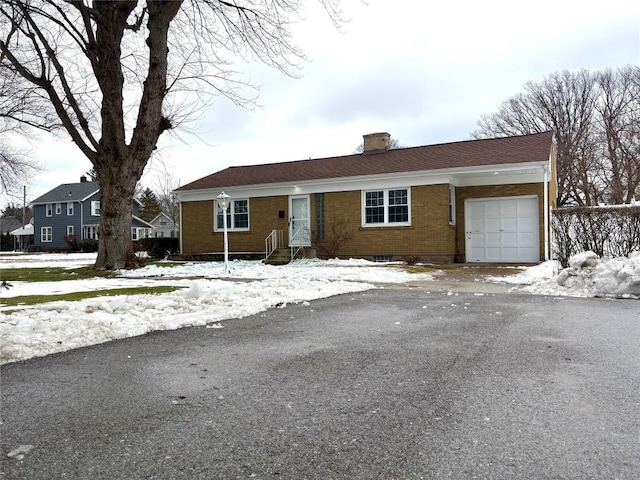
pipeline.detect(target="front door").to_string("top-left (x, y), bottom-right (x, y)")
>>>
top-left (289, 195), bottom-right (311, 247)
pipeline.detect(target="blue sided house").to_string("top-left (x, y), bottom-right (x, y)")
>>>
top-left (30, 176), bottom-right (153, 250)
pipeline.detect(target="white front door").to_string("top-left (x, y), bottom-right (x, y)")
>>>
top-left (289, 195), bottom-right (311, 247)
top-left (465, 196), bottom-right (539, 263)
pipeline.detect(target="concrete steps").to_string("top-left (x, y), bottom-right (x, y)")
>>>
top-left (264, 247), bottom-right (292, 266)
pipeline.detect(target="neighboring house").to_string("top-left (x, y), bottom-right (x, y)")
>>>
top-left (174, 131), bottom-right (557, 263)
top-left (30, 176), bottom-right (153, 250)
top-left (149, 211), bottom-right (177, 238)
top-left (10, 220), bottom-right (35, 251)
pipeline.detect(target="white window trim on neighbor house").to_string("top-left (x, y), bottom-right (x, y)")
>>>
top-left (214, 199), bottom-right (250, 232)
top-left (91, 201), bottom-right (100, 216)
top-left (46, 204), bottom-right (53, 217)
top-left (84, 225), bottom-right (99, 240)
top-left (55, 203), bottom-right (62, 215)
top-left (67, 202), bottom-right (74, 216)
top-left (361, 188), bottom-right (411, 227)
top-left (67, 225), bottom-right (74, 236)
top-left (41, 226), bottom-right (52, 242)
top-left (131, 227), bottom-right (151, 241)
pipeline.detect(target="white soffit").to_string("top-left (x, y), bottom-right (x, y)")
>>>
top-left (175, 162), bottom-right (548, 202)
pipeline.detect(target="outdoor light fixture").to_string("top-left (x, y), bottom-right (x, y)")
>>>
top-left (217, 191), bottom-right (231, 275)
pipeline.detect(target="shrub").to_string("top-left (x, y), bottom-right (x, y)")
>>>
top-left (64, 234), bottom-right (79, 251)
top-left (78, 238), bottom-right (99, 252)
top-left (135, 237), bottom-right (179, 259)
top-left (552, 206), bottom-right (640, 267)
top-left (1, 232), bottom-right (13, 251)
top-left (312, 214), bottom-right (354, 259)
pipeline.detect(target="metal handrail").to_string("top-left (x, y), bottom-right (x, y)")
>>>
top-left (289, 228), bottom-right (311, 261)
top-left (265, 229), bottom-right (285, 260)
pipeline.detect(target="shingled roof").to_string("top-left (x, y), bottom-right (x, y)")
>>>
top-left (31, 181), bottom-right (99, 205)
top-left (177, 131), bottom-right (554, 191)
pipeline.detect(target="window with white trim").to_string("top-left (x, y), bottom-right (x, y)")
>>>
top-left (449, 185), bottom-right (456, 225)
top-left (67, 225), bottom-right (74, 236)
top-left (91, 201), bottom-right (100, 216)
top-left (215, 199), bottom-right (250, 231)
top-left (55, 203), bottom-right (62, 215)
top-left (84, 226), bottom-right (99, 240)
top-left (363, 188), bottom-right (410, 226)
top-left (41, 226), bottom-right (52, 242)
top-left (46, 204), bottom-right (53, 217)
top-left (67, 202), bottom-right (74, 215)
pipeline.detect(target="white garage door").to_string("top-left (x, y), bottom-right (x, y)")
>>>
top-left (465, 196), bottom-right (539, 263)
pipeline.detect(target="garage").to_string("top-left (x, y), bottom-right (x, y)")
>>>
top-left (465, 196), bottom-right (539, 263)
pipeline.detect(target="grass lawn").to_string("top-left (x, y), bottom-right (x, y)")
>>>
top-left (2, 286), bottom-right (183, 308)
top-left (1, 263), bottom-right (186, 309)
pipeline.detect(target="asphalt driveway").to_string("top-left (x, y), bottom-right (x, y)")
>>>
top-left (1, 286), bottom-right (639, 479)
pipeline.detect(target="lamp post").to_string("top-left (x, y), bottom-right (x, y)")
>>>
top-left (217, 191), bottom-right (231, 275)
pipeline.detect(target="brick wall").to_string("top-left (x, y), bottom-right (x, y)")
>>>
top-left (181, 182), bottom-right (548, 262)
top-left (319, 185), bottom-right (456, 262)
top-left (181, 196), bottom-right (290, 254)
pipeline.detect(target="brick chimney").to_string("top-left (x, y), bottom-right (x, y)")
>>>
top-left (362, 132), bottom-right (391, 154)
top-left (80, 175), bottom-right (87, 182)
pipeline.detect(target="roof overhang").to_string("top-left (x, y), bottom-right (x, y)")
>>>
top-left (175, 161), bottom-right (551, 202)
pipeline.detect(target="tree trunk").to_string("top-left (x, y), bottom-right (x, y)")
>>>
top-left (95, 164), bottom-right (140, 270)
top-left (90, 1), bottom-right (181, 270)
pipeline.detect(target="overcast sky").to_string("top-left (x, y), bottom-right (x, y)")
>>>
top-left (8, 0), bottom-right (640, 205)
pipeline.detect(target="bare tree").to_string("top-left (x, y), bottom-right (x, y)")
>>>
top-left (353, 137), bottom-right (406, 154)
top-left (0, 72), bottom-right (40, 198)
top-left (472, 70), bottom-right (599, 206)
top-left (151, 162), bottom-right (181, 233)
top-left (594, 67), bottom-right (640, 204)
top-left (0, 0), bottom-right (343, 269)
top-left (473, 67), bottom-right (640, 207)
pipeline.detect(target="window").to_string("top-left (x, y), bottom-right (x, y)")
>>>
top-left (66, 225), bottom-right (74, 236)
top-left (448, 185), bottom-right (456, 225)
top-left (41, 227), bottom-right (52, 242)
top-left (55, 203), bottom-right (62, 215)
top-left (46, 204), bottom-right (53, 217)
top-left (215, 199), bottom-right (250, 231)
top-left (362, 188), bottom-right (410, 226)
top-left (132, 228), bottom-right (151, 240)
top-left (67, 202), bottom-right (74, 216)
top-left (84, 226), bottom-right (99, 240)
top-left (91, 201), bottom-right (100, 216)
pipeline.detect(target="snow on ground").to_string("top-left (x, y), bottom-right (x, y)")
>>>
top-left (0, 255), bottom-right (434, 364)
top-left (1, 252), bottom-right (98, 269)
top-left (1, 251), bottom-right (638, 365)
top-left (487, 251), bottom-right (640, 299)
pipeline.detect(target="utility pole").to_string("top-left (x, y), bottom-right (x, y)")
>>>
top-left (23, 185), bottom-right (26, 226)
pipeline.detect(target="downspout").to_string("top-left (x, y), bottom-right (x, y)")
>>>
top-left (543, 165), bottom-right (549, 261)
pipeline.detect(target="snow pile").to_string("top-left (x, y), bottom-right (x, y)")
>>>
top-left (118, 258), bottom-right (425, 284)
top-left (0, 257), bottom-right (435, 365)
top-left (488, 251), bottom-right (640, 298)
top-left (555, 251), bottom-right (640, 298)
top-left (0, 277), bottom-right (375, 364)
top-left (3, 251), bottom-right (638, 366)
